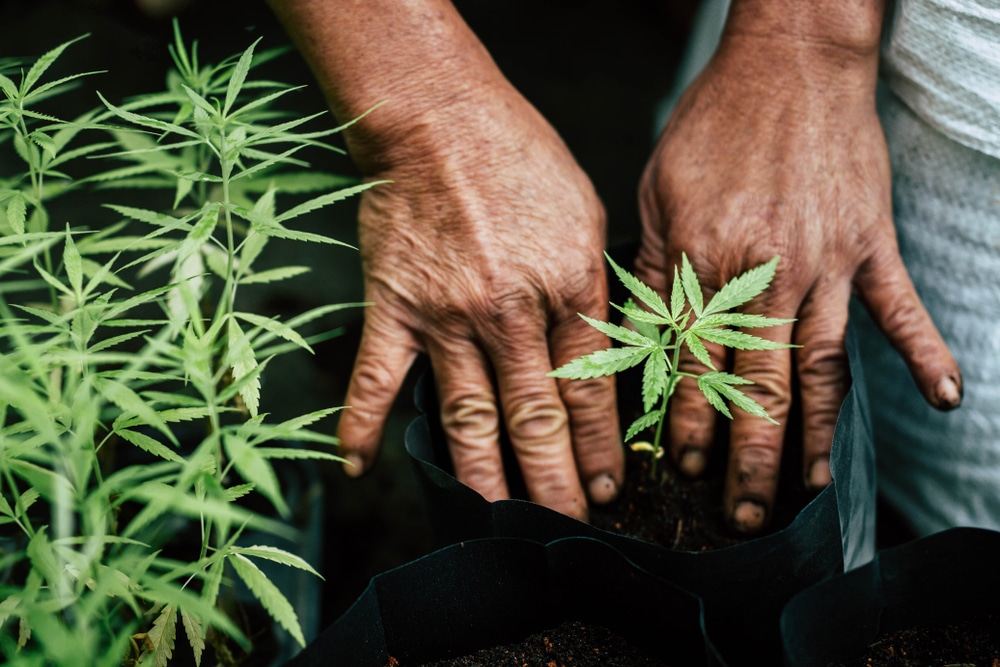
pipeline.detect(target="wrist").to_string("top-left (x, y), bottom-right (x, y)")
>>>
top-left (726, 0), bottom-right (886, 58)
top-left (270, 0), bottom-right (513, 174)
top-left (714, 0), bottom-right (885, 104)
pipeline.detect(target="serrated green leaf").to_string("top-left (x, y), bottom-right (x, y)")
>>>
top-left (231, 545), bottom-right (322, 578)
top-left (228, 553), bottom-right (305, 646)
top-left (15, 487), bottom-right (40, 519)
top-left (274, 180), bottom-right (387, 224)
top-left (239, 265), bottom-right (309, 285)
top-left (17, 616), bottom-right (30, 649)
top-left (579, 313), bottom-right (654, 348)
top-left (141, 604), bottom-right (177, 667)
top-left (714, 382), bottom-right (775, 423)
top-left (62, 227), bottom-right (83, 297)
top-left (141, 575), bottom-right (249, 651)
top-left (29, 130), bottom-right (56, 159)
top-left (702, 256), bottom-right (779, 317)
top-left (605, 252), bottom-right (671, 320)
top-left (255, 446), bottom-right (344, 461)
top-left (694, 327), bottom-right (792, 352)
top-left (116, 428), bottom-right (184, 464)
top-left (0, 492), bottom-right (14, 518)
top-left (0, 73), bottom-right (18, 100)
top-left (625, 409), bottom-right (662, 442)
top-left (21, 34), bottom-right (88, 96)
top-left (98, 91), bottom-right (201, 139)
top-left (6, 192), bottom-right (25, 234)
top-left (548, 345), bottom-right (651, 380)
top-left (10, 461), bottom-right (75, 506)
top-left (698, 381), bottom-right (732, 419)
top-left (696, 312), bottom-right (795, 330)
top-left (98, 377), bottom-right (176, 444)
top-left (227, 318), bottom-right (260, 417)
top-left (223, 433), bottom-right (286, 517)
top-left (641, 348), bottom-right (668, 413)
top-left (223, 483), bottom-right (255, 502)
top-left (615, 300), bottom-right (662, 340)
top-left (680, 253), bottom-right (704, 317)
top-left (223, 39), bottom-right (261, 116)
top-left (683, 332), bottom-right (715, 369)
top-left (234, 311), bottom-right (311, 353)
top-left (181, 609), bottom-right (205, 667)
top-left (670, 265), bottom-right (685, 320)
top-left (611, 301), bottom-right (667, 331)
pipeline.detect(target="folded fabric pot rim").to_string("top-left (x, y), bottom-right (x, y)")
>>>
top-left (781, 526), bottom-right (1000, 667)
top-left (402, 326), bottom-right (876, 667)
top-left (284, 535), bottom-right (718, 667)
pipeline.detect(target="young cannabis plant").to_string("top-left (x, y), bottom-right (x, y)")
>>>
top-left (0, 23), bottom-right (374, 667)
top-left (549, 253), bottom-right (794, 477)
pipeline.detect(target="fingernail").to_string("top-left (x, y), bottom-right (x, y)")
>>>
top-left (807, 457), bottom-right (831, 490)
top-left (587, 473), bottom-right (619, 505)
top-left (679, 449), bottom-right (706, 477)
top-left (731, 500), bottom-right (767, 534)
top-left (934, 375), bottom-right (962, 410)
top-left (342, 454), bottom-right (365, 477)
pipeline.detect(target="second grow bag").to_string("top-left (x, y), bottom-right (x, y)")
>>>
top-left (284, 536), bottom-right (718, 666)
top-left (781, 526), bottom-right (1000, 667)
top-left (403, 328), bottom-right (876, 666)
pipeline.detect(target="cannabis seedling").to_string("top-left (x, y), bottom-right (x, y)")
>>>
top-left (549, 253), bottom-right (794, 478)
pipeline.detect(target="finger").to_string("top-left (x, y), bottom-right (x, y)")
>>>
top-left (549, 312), bottom-right (624, 506)
top-left (669, 338), bottom-right (727, 477)
top-left (794, 278), bottom-right (853, 492)
top-left (725, 306), bottom-right (797, 536)
top-left (855, 248), bottom-right (962, 410)
top-left (427, 335), bottom-right (508, 502)
top-left (336, 301), bottom-right (420, 477)
top-left (484, 308), bottom-right (587, 521)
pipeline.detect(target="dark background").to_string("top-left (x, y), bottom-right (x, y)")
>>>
top-left (0, 0), bottom-right (698, 631)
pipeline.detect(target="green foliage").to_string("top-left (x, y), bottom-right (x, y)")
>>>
top-left (0, 22), bottom-right (369, 666)
top-left (550, 253), bottom-right (794, 476)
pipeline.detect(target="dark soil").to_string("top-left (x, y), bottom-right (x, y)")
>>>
top-left (827, 613), bottom-right (1000, 667)
top-left (588, 369), bottom-right (813, 551)
top-left (404, 620), bottom-right (670, 667)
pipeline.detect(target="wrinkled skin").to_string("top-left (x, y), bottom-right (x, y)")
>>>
top-left (337, 76), bottom-right (625, 521)
top-left (269, 0), bottom-right (961, 534)
top-left (636, 32), bottom-right (962, 534)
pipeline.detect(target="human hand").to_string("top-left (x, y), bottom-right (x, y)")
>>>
top-left (636, 27), bottom-right (962, 534)
top-left (335, 68), bottom-right (624, 521)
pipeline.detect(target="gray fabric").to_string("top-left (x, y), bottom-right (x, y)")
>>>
top-left (881, 0), bottom-right (1000, 160)
top-left (854, 89), bottom-right (1000, 536)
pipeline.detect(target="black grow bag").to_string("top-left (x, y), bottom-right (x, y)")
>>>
top-left (284, 536), bottom-right (718, 666)
top-left (403, 328), bottom-right (876, 666)
top-left (781, 526), bottom-right (1000, 667)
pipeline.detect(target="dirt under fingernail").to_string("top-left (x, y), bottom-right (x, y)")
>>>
top-left (587, 473), bottom-right (619, 505)
top-left (808, 457), bottom-right (831, 489)
top-left (679, 449), bottom-right (706, 477)
top-left (731, 500), bottom-right (766, 534)
top-left (934, 375), bottom-right (962, 409)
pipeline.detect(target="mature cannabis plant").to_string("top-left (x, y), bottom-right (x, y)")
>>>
top-left (0, 23), bottom-right (372, 666)
top-left (550, 253), bottom-right (794, 477)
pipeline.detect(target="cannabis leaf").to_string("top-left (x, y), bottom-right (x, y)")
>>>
top-left (549, 252), bottom-right (795, 475)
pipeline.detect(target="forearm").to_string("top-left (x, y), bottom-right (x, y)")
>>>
top-left (267, 0), bottom-right (509, 170)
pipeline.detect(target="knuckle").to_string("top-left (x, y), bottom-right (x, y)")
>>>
top-left (349, 357), bottom-right (399, 407)
top-left (505, 392), bottom-right (569, 444)
top-left (441, 393), bottom-right (500, 443)
top-left (730, 444), bottom-right (781, 489)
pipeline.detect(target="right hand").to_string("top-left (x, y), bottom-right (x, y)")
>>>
top-left (635, 25), bottom-right (962, 534)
